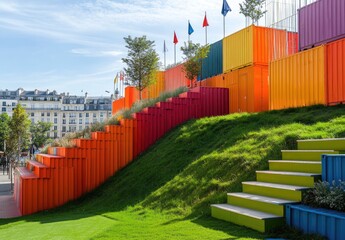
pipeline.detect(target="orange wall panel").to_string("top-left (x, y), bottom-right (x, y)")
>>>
top-left (164, 64), bottom-right (191, 91)
top-left (326, 38), bottom-right (345, 105)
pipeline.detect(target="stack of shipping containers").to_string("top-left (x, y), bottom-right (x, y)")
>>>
top-left (200, 25), bottom-right (297, 113)
top-left (269, 0), bottom-right (345, 110)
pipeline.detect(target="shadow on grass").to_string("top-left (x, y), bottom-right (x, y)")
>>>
top-left (1, 104), bottom-right (345, 239)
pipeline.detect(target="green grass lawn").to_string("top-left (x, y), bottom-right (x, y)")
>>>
top-left (1, 104), bottom-right (344, 239)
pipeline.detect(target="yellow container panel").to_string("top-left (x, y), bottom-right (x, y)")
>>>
top-left (269, 46), bottom-right (326, 110)
top-left (223, 26), bottom-right (254, 72)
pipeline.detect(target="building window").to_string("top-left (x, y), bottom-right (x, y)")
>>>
top-left (62, 126), bottom-right (66, 132)
top-left (47, 118), bottom-right (50, 123)
top-left (54, 112), bottom-right (57, 117)
top-left (1, 107), bottom-right (5, 112)
top-left (31, 118), bottom-right (35, 123)
top-left (47, 112), bottom-right (50, 117)
top-left (62, 119), bottom-right (66, 124)
top-left (54, 118), bottom-right (57, 124)
top-left (79, 126), bottom-right (83, 131)
top-left (63, 113), bottom-right (66, 118)
top-left (54, 132), bottom-right (58, 138)
top-left (41, 118), bottom-right (44, 122)
top-left (31, 112), bottom-right (34, 117)
top-left (86, 113), bottom-right (89, 117)
top-left (2, 102), bottom-right (5, 106)
top-left (79, 119), bottom-right (82, 124)
top-left (79, 113), bottom-right (82, 118)
top-left (41, 112), bottom-right (44, 116)
top-left (12, 102), bottom-right (16, 106)
top-left (54, 126), bottom-right (57, 130)
top-left (93, 113), bottom-right (97, 118)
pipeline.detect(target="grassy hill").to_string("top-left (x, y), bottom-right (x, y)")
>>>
top-left (1, 104), bottom-right (345, 239)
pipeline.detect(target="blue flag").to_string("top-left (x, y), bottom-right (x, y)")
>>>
top-left (221, 0), bottom-right (231, 17)
top-left (188, 21), bottom-right (194, 35)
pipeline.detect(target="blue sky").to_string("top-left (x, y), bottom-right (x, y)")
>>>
top-left (0, 0), bottom-right (245, 97)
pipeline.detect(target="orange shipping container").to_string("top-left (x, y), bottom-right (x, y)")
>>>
top-left (326, 38), bottom-right (345, 105)
top-left (142, 71), bottom-right (165, 99)
top-left (164, 64), bottom-right (192, 92)
top-left (201, 65), bottom-right (268, 113)
top-left (224, 65), bottom-right (269, 113)
top-left (223, 25), bottom-right (298, 72)
top-left (269, 45), bottom-right (326, 110)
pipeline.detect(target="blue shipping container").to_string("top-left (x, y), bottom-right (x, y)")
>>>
top-left (286, 204), bottom-right (345, 240)
top-left (322, 154), bottom-right (345, 183)
top-left (198, 40), bottom-right (223, 81)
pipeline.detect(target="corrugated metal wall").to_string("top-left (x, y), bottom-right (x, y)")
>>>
top-left (269, 46), bottom-right (326, 110)
top-left (322, 155), bottom-right (345, 184)
top-left (326, 38), bottom-right (345, 105)
top-left (199, 40), bottom-right (223, 81)
top-left (298, 0), bottom-right (345, 51)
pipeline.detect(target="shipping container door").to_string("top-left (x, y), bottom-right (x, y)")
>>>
top-left (239, 73), bottom-right (248, 112)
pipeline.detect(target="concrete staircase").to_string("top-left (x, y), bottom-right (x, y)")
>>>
top-left (211, 138), bottom-right (345, 232)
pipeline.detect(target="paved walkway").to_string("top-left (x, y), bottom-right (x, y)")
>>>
top-left (0, 173), bottom-right (21, 218)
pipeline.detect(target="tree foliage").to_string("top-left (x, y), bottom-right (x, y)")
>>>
top-left (180, 42), bottom-right (210, 87)
top-left (122, 35), bottom-right (159, 99)
top-left (239, 0), bottom-right (267, 24)
top-left (0, 113), bottom-right (10, 151)
top-left (6, 104), bottom-right (30, 160)
top-left (30, 121), bottom-right (53, 148)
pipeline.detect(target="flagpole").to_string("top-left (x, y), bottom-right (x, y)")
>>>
top-left (223, 16), bottom-right (225, 38)
top-left (205, 26), bottom-right (208, 45)
top-left (174, 44), bottom-right (176, 65)
top-left (164, 40), bottom-right (166, 70)
top-left (188, 20), bottom-right (190, 43)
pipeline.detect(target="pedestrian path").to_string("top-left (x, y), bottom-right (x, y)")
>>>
top-left (0, 173), bottom-right (21, 218)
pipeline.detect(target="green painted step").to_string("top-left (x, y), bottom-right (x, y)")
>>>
top-left (281, 150), bottom-right (338, 161)
top-left (269, 160), bottom-right (321, 173)
top-left (298, 138), bottom-right (345, 151)
top-left (211, 204), bottom-right (284, 233)
top-left (256, 171), bottom-right (320, 187)
top-left (227, 192), bottom-right (297, 216)
top-left (242, 181), bottom-right (309, 201)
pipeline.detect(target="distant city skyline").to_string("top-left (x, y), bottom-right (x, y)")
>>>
top-left (0, 0), bottom-right (245, 96)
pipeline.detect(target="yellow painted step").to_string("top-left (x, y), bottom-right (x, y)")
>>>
top-left (211, 204), bottom-right (284, 233)
top-left (269, 160), bottom-right (321, 173)
top-left (242, 181), bottom-right (309, 201)
top-left (281, 150), bottom-right (338, 161)
top-left (298, 138), bottom-right (345, 151)
top-left (227, 192), bottom-right (296, 216)
top-left (256, 171), bottom-right (320, 187)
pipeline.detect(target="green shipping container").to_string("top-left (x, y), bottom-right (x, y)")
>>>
top-left (198, 40), bottom-right (223, 81)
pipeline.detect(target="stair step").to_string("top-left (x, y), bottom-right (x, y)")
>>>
top-left (228, 192), bottom-right (297, 216)
top-left (211, 204), bottom-right (284, 232)
top-left (242, 181), bottom-right (309, 201)
top-left (256, 170), bottom-right (320, 187)
top-left (269, 160), bottom-right (321, 173)
top-left (298, 138), bottom-right (345, 151)
top-left (15, 167), bottom-right (38, 179)
top-left (281, 150), bottom-right (338, 161)
top-left (27, 160), bottom-right (50, 179)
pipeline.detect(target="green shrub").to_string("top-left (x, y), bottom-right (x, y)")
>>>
top-left (303, 180), bottom-right (345, 211)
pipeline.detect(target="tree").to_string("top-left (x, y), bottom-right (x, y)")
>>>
top-left (122, 35), bottom-right (159, 100)
top-left (180, 42), bottom-right (210, 87)
top-left (6, 104), bottom-right (30, 162)
top-left (239, 0), bottom-right (267, 25)
top-left (30, 121), bottom-right (53, 148)
top-left (0, 113), bottom-right (10, 152)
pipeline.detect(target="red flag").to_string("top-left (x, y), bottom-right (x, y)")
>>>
top-left (203, 12), bottom-right (209, 27)
top-left (120, 71), bottom-right (124, 81)
top-left (173, 31), bottom-right (178, 44)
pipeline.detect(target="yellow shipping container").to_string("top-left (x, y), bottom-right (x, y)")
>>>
top-left (222, 25), bottom-right (298, 72)
top-left (269, 46), bottom-right (326, 110)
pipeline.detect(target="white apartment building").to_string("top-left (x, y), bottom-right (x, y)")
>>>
top-left (0, 88), bottom-right (113, 139)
